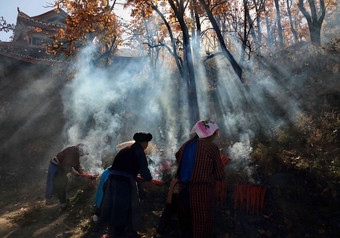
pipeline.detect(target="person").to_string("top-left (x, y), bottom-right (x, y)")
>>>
top-left (45, 143), bottom-right (88, 208)
top-left (93, 166), bottom-right (112, 223)
top-left (92, 141), bottom-right (135, 223)
top-left (175, 120), bottom-right (226, 238)
top-left (100, 132), bottom-right (153, 238)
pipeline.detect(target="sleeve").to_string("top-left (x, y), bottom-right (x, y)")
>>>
top-left (136, 148), bottom-right (152, 181)
top-left (212, 146), bottom-right (226, 180)
top-left (73, 148), bottom-right (84, 173)
top-left (175, 149), bottom-right (181, 164)
top-left (175, 140), bottom-right (190, 165)
top-left (175, 144), bottom-right (185, 162)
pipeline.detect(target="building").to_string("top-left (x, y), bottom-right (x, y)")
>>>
top-left (0, 8), bottom-right (67, 65)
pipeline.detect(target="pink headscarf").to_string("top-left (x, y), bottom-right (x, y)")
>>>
top-left (191, 120), bottom-right (220, 139)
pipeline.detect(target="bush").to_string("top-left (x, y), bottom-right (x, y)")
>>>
top-left (252, 110), bottom-right (340, 186)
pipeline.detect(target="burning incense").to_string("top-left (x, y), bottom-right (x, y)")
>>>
top-left (79, 173), bottom-right (98, 179)
top-left (234, 182), bottom-right (266, 214)
top-left (136, 174), bottom-right (165, 186)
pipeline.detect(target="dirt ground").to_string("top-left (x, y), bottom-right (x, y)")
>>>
top-left (0, 166), bottom-right (339, 238)
top-left (0, 171), bottom-right (170, 238)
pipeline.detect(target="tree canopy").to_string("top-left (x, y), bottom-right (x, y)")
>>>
top-left (48, 0), bottom-right (122, 61)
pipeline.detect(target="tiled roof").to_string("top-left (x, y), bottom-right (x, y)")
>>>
top-left (0, 42), bottom-right (66, 65)
top-left (17, 8), bottom-right (66, 29)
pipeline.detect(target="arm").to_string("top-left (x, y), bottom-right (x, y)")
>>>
top-left (175, 140), bottom-right (191, 165)
top-left (72, 147), bottom-right (84, 174)
top-left (73, 157), bottom-right (84, 174)
top-left (136, 149), bottom-right (152, 181)
top-left (213, 146), bottom-right (226, 180)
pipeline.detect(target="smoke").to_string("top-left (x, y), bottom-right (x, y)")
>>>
top-left (208, 36), bottom-right (306, 181)
top-left (59, 29), bottom-right (335, 181)
top-left (61, 44), bottom-right (188, 174)
top-left (0, 65), bottom-right (61, 151)
top-left (194, 57), bottom-right (210, 119)
top-left (60, 38), bottom-right (296, 180)
top-left (227, 134), bottom-right (254, 182)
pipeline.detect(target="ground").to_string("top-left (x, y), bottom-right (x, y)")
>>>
top-left (0, 168), bottom-right (339, 238)
top-left (0, 171), bottom-right (169, 238)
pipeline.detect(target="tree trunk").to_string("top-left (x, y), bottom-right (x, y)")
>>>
top-left (168, 0), bottom-right (199, 124)
top-left (151, 3), bottom-right (184, 76)
top-left (286, 0), bottom-right (298, 41)
top-left (244, 0), bottom-right (259, 54)
top-left (181, 19), bottom-right (200, 123)
top-left (254, 0), bottom-right (264, 55)
top-left (191, 0), bottom-right (201, 62)
top-left (310, 23), bottom-right (322, 45)
top-left (241, 0), bottom-right (248, 62)
top-left (264, 3), bottom-right (273, 50)
top-left (199, 0), bottom-right (243, 81)
top-left (274, 0), bottom-right (284, 47)
top-left (297, 0), bottom-right (325, 46)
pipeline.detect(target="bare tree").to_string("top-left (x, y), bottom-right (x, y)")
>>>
top-left (199, 0), bottom-right (243, 82)
top-left (0, 16), bottom-right (15, 34)
top-left (297, 0), bottom-right (326, 46)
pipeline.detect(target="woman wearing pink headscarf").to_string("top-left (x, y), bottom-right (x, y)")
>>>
top-left (175, 120), bottom-right (226, 238)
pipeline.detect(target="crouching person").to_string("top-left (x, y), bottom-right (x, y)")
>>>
top-left (45, 143), bottom-right (88, 209)
top-left (100, 132), bottom-right (153, 238)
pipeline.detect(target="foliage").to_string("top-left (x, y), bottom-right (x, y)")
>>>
top-left (0, 16), bottom-right (15, 34)
top-left (252, 109), bottom-right (340, 185)
top-left (47, 0), bottom-right (122, 61)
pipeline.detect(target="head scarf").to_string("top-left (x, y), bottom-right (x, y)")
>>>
top-left (133, 132), bottom-right (153, 142)
top-left (191, 120), bottom-right (220, 139)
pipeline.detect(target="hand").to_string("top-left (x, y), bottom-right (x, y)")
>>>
top-left (136, 174), bottom-right (143, 182)
top-left (71, 167), bottom-right (80, 176)
top-left (90, 174), bottom-right (99, 180)
top-left (221, 155), bottom-right (230, 166)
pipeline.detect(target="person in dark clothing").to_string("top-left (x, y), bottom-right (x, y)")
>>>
top-left (93, 141), bottom-right (135, 223)
top-left (100, 132), bottom-right (153, 238)
top-left (45, 144), bottom-right (88, 208)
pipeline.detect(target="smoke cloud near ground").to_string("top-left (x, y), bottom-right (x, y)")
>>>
top-left (60, 35), bottom-right (337, 181)
top-left (198, 36), bottom-right (309, 181)
top-left (61, 44), bottom-right (190, 175)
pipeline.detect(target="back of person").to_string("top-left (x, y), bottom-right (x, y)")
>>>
top-left (99, 132), bottom-right (153, 238)
top-left (177, 139), bottom-right (223, 184)
top-left (56, 146), bottom-right (80, 173)
top-left (111, 145), bottom-right (139, 176)
top-left (190, 139), bottom-right (222, 184)
top-left (175, 120), bottom-right (225, 238)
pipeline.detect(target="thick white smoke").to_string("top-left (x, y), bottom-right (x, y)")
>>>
top-left (61, 44), bottom-right (187, 174)
top-left (60, 36), bottom-right (305, 180)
